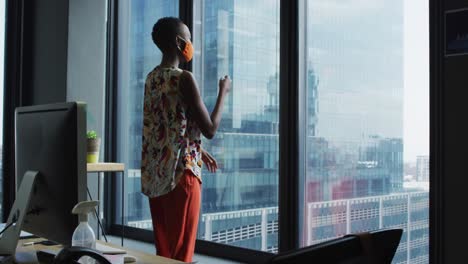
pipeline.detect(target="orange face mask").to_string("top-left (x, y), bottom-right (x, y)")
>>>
top-left (177, 36), bottom-right (194, 62)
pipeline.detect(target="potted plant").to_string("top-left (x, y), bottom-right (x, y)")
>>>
top-left (87, 130), bottom-right (101, 163)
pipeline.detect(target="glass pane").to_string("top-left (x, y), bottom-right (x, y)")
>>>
top-left (116, 0), bottom-right (178, 229)
top-left (299, 1), bottom-right (429, 263)
top-left (194, 0), bottom-right (280, 252)
top-left (0, 0), bottom-right (5, 220)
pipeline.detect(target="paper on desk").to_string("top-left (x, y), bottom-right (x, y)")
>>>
top-left (96, 243), bottom-right (126, 255)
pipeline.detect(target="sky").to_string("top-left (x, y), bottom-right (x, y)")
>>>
top-left (306, 0), bottom-right (429, 163)
top-left (403, 0), bottom-right (430, 163)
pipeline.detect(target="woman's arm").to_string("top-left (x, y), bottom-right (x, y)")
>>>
top-left (179, 71), bottom-right (231, 139)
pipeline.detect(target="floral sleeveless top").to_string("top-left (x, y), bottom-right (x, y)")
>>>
top-left (141, 66), bottom-right (202, 198)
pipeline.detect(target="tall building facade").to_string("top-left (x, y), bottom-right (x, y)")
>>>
top-left (192, 0), bottom-right (281, 251)
top-left (416, 155), bottom-right (430, 182)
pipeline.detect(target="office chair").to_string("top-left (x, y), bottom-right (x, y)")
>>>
top-left (265, 229), bottom-right (403, 264)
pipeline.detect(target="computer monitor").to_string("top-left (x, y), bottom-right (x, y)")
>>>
top-left (14, 102), bottom-right (87, 246)
top-left (265, 229), bottom-right (402, 264)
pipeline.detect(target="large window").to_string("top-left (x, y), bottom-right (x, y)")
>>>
top-left (112, 0), bottom-right (429, 262)
top-left (115, 0), bottom-right (280, 253)
top-left (299, 1), bottom-right (429, 263)
top-left (193, 0), bottom-right (280, 252)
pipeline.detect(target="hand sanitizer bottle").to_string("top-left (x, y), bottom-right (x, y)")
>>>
top-left (71, 200), bottom-right (99, 264)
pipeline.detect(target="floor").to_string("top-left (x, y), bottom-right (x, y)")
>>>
top-left (105, 235), bottom-right (242, 264)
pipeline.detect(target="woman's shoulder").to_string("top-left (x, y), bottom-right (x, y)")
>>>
top-left (179, 70), bottom-right (196, 85)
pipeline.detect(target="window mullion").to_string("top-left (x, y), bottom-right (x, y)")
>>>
top-left (279, 0), bottom-right (300, 252)
top-left (179, 0), bottom-right (193, 71)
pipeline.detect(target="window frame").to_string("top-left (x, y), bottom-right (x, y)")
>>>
top-left (2, 0), bottom-right (32, 222)
top-left (429, 0), bottom-right (444, 263)
top-left (103, 0), bottom-right (118, 233)
top-left (103, 0), bottom-right (444, 263)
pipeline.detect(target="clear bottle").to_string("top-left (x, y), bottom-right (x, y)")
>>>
top-left (71, 201), bottom-right (99, 264)
top-left (72, 221), bottom-right (96, 248)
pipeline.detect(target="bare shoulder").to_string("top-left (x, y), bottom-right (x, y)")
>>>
top-left (180, 70), bottom-right (195, 83)
top-left (179, 70), bottom-right (198, 92)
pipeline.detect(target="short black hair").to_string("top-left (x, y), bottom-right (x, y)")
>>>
top-left (151, 17), bottom-right (184, 52)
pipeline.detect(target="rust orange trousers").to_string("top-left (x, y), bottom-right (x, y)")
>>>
top-left (149, 170), bottom-right (201, 263)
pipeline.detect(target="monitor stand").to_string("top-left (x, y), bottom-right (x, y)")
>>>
top-left (0, 171), bottom-right (38, 256)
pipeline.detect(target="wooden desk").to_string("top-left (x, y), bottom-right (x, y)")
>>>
top-left (87, 163), bottom-right (126, 246)
top-left (87, 163), bottom-right (125, 172)
top-left (15, 237), bottom-right (184, 264)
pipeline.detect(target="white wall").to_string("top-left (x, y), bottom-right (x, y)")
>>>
top-left (67, 0), bottom-right (107, 152)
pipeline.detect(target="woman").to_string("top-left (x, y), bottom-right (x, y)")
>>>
top-left (141, 17), bottom-right (231, 262)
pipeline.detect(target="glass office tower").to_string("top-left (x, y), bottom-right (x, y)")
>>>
top-left (117, 0), bottom-right (429, 263)
top-left (192, 0), bottom-right (281, 251)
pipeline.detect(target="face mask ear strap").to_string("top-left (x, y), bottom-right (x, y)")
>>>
top-left (176, 35), bottom-right (186, 51)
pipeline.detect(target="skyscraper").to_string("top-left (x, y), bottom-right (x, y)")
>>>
top-left (416, 155), bottom-right (430, 182)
